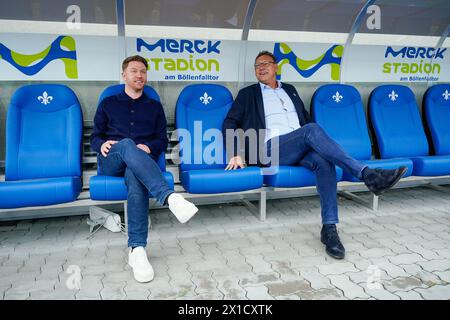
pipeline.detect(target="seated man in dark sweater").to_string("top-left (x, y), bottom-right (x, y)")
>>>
top-left (91, 55), bottom-right (198, 283)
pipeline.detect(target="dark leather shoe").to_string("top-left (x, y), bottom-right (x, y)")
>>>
top-left (321, 225), bottom-right (345, 260)
top-left (362, 166), bottom-right (408, 196)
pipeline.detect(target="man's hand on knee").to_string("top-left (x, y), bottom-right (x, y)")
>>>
top-left (137, 144), bottom-right (151, 154)
top-left (101, 140), bottom-right (118, 157)
top-left (225, 156), bottom-right (245, 170)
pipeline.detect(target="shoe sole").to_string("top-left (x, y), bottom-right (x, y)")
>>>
top-left (321, 237), bottom-right (345, 260)
top-left (373, 166), bottom-right (408, 196)
top-left (128, 262), bottom-right (154, 283)
top-left (176, 205), bottom-right (199, 223)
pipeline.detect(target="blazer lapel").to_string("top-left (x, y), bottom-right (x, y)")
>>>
top-left (254, 84), bottom-right (266, 129)
top-left (283, 83), bottom-right (306, 125)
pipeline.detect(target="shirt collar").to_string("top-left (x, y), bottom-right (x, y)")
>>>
top-left (259, 80), bottom-right (282, 91)
top-left (117, 90), bottom-right (151, 102)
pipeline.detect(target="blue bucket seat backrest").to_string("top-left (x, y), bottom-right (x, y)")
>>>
top-left (369, 85), bottom-right (429, 159)
top-left (97, 84), bottom-right (166, 170)
top-left (176, 84), bottom-right (233, 171)
top-left (6, 84), bottom-right (83, 180)
top-left (423, 84), bottom-right (450, 155)
top-left (312, 84), bottom-right (371, 160)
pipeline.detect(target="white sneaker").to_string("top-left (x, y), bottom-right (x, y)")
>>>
top-left (167, 193), bottom-right (198, 223)
top-left (128, 247), bottom-right (154, 283)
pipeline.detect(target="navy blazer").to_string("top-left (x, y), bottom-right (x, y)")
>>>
top-left (223, 82), bottom-right (311, 166)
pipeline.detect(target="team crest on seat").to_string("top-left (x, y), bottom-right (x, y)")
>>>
top-left (37, 91), bottom-right (53, 105)
top-left (200, 92), bottom-right (212, 105)
top-left (388, 90), bottom-right (398, 102)
top-left (332, 91), bottom-right (343, 103)
top-left (442, 89), bottom-right (450, 101)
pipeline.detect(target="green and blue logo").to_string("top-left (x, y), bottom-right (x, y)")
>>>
top-left (273, 43), bottom-right (343, 81)
top-left (0, 35), bottom-right (78, 78)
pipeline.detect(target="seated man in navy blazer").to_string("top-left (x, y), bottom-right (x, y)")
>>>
top-left (223, 51), bottom-right (407, 260)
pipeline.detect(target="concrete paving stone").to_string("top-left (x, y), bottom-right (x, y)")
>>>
top-left (408, 228), bottom-right (441, 241)
top-left (421, 239), bottom-right (450, 251)
top-left (414, 284), bottom-right (450, 300)
top-left (30, 289), bottom-right (77, 300)
top-left (100, 283), bottom-right (127, 300)
top-left (375, 238), bottom-right (412, 255)
top-left (262, 248), bottom-right (301, 263)
top-left (1, 265), bottom-right (20, 276)
top-left (417, 259), bottom-right (450, 273)
top-left (403, 244), bottom-right (441, 260)
top-left (364, 287), bottom-right (401, 300)
top-left (394, 290), bottom-right (423, 300)
top-left (198, 243), bottom-right (222, 256)
top-left (195, 234), bottom-right (230, 245)
top-left (3, 289), bottom-right (30, 300)
top-left (296, 287), bottom-right (347, 300)
top-left (244, 285), bottom-right (274, 300)
top-left (167, 278), bottom-right (197, 299)
top-left (190, 271), bottom-right (218, 294)
top-left (167, 263), bottom-right (191, 281)
top-left (328, 274), bottom-right (369, 299)
top-left (370, 258), bottom-right (410, 278)
top-left (240, 244), bottom-right (276, 256)
top-left (434, 270), bottom-right (450, 283)
top-left (213, 275), bottom-right (247, 300)
top-left (188, 258), bottom-right (227, 273)
top-left (298, 267), bottom-right (334, 290)
top-left (244, 254), bottom-right (273, 274)
top-left (350, 234), bottom-right (383, 249)
top-left (11, 279), bottom-right (57, 294)
top-left (239, 272), bottom-right (280, 287)
top-left (383, 276), bottom-right (427, 292)
top-left (102, 271), bottom-right (133, 284)
top-left (359, 248), bottom-right (395, 259)
top-left (0, 271), bottom-right (38, 287)
top-left (400, 264), bottom-right (446, 287)
top-left (80, 263), bottom-right (125, 276)
top-left (317, 262), bottom-right (359, 276)
top-left (387, 253), bottom-right (427, 265)
top-left (190, 292), bottom-right (225, 300)
top-left (421, 224), bottom-right (449, 233)
top-left (392, 235), bottom-right (429, 246)
top-left (290, 255), bottom-right (329, 269)
top-left (269, 260), bottom-right (300, 281)
top-left (347, 269), bottom-right (391, 286)
top-left (266, 279), bottom-right (311, 297)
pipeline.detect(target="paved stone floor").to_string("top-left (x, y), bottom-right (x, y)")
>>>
top-left (1, 186), bottom-right (450, 300)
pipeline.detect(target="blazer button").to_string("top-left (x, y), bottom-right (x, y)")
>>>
top-left (130, 122), bottom-right (134, 126)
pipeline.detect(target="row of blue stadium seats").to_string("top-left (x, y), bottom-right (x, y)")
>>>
top-left (1, 82), bottom-right (449, 209)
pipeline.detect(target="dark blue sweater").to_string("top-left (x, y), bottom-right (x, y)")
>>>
top-left (90, 91), bottom-right (168, 160)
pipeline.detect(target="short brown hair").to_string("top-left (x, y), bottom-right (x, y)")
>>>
top-left (122, 55), bottom-right (148, 71)
top-left (255, 51), bottom-right (276, 64)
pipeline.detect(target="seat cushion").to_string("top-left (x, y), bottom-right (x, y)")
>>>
top-left (264, 166), bottom-right (343, 188)
top-left (90, 172), bottom-right (174, 201)
top-left (0, 177), bottom-right (81, 209)
top-left (411, 155), bottom-right (450, 176)
top-left (342, 158), bottom-right (414, 182)
top-left (181, 167), bottom-right (262, 194)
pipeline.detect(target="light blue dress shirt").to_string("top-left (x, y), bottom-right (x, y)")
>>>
top-left (260, 81), bottom-right (301, 142)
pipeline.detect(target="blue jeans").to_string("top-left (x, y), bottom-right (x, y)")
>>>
top-left (267, 123), bottom-right (366, 225)
top-left (97, 138), bottom-right (173, 248)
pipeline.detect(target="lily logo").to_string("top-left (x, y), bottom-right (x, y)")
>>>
top-left (332, 91), bottom-right (343, 103)
top-left (200, 92), bottom-right (212, 105)
top-left (442, 89), bottom-right (450, 101)
top-left (38, 91), bottom-right (53, 105)
top-left (388, 90), bottom-right (398, 102)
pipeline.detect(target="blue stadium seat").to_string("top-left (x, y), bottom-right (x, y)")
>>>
top-left (423, 84), bottom-right (450, 155)
top-left (89, 84), bottom-right (174, 201)
top-left (369, 84), bottom-right (450, 176)
top-left (312, 84), bottom-right (412, 182)
top-left (176, 84), bottom-right (262, 193)
top-left (0, 84), bottom-right (82, 208)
